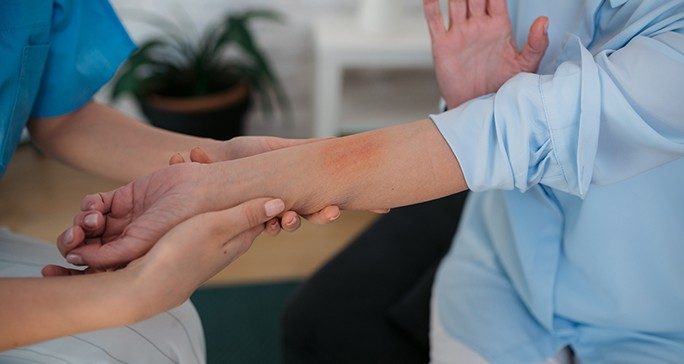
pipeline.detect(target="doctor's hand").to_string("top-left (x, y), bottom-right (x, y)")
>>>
top-left (44, 198), bottom-right (285, 315)
top-left (423, 0), bottom-right (549, 109)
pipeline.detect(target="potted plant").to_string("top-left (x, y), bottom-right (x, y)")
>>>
top-left (111, 10), bottom-right (289, 140)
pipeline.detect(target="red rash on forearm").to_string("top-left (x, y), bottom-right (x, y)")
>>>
top-left (321, 132), bottom-right (384, 178)
top-left (210, 119), bottom-right (467, 215)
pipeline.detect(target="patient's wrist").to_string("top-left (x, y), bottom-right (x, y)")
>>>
top-left (205, 150), bottom-right (318, 214)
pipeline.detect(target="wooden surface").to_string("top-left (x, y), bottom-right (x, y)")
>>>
top-left (0, 145), bottom-right (377, 285)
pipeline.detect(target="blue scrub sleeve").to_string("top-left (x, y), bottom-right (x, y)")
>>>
top-left (432, 26), bottom-right (684, 198)
top-left (30, 0), bottom-right (135, 118)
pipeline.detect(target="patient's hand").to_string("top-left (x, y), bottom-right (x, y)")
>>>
top-left (46, 198), bottom-right (287, 315)
top-left (423, 0), bottom-right (549, 109)
top-left (53, 162), bottom-right (218, 269)
top-left (49, 137), bottom-right (345, 271)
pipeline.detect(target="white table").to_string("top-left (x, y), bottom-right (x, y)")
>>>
top-left (312, 16), bottom-right (434, 137)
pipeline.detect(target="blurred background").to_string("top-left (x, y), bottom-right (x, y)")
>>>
top-left (0, 1), bottom-right (442, 362)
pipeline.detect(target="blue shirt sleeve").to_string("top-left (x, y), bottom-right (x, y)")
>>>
top-left (432, 27), bottom-right (684, 198)
top-left (30, 0), bottom-right (135, 118)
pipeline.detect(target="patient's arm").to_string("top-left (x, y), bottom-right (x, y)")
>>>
top-left (214, 119), bottom-right (466, 213)
top-left (54, 118), bottom-right (464, 269)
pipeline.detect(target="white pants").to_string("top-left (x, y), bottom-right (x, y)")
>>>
top-left (0, 228), bottom-right (206, 364)
top-left (430, 298), bottom-right (574, 364)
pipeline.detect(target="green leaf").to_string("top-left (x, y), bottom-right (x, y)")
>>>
top-left (110, 7), bottom-right (291, 123)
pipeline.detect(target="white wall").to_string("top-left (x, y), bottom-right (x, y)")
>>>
top-left (106, 0), bottom-right (431, 137)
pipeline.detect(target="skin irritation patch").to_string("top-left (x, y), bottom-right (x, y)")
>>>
top-left (321, 133), bottom-right (383, 178)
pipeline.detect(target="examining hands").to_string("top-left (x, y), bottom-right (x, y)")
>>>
top-left (423, 0), bottom-right (549, 109)
top-left (47, 197), bottom-right (286, 314)
top-left (45, 136), bottom-right (384, 275)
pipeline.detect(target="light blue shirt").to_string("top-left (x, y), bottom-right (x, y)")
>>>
top-left (0, 0), bottom-right (135, 176)
top-left (431, 0), bottom-right (684, 362)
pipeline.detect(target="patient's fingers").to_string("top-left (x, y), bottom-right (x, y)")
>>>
top-left (79, 190), bottom-right (116, 214)
top-left (423, 0), bottom-right (446, 37)
top-left (73, 210), bottom-right (106, 237)
top-left (519, 16), bottom-right (549, 72)
top-left (42, 264), bottom-right (102, 277)
top-left (449, 0), bottom-right (467, 28)
top-left (486, 0), bottom-right (508, 16)
top-left (56, 225), bottom-right (86, 257)
top-left (468, 0), bottom-right (487, 17)
top-left (42, 265), bottom-right (78, 276)
top-left (64, 236), bottom-right (144, 268)
top-left (42, 265), bottom-right (83, 276)
top-left (63, 212), bottom-right (132, 258)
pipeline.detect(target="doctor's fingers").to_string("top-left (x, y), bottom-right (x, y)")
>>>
top-left (203, 198), bottom-right (286, 240)
top-left (219, 224), bottom-right (266, 267)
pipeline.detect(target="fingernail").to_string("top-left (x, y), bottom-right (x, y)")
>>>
top-left (264, 199), bottom-right (285, 218)
top-left (64, 227), bottom-right (74, 244)
top-left (84, 214), bottom-right (98, 228)
top-left (66, 253), bottom-right (84, 266)
top-left (286, 216), bottom-right (297, 226)
top-left (329, 211), bottom-right (341, 222)
top-left (543, 22), bottom-right (549, 35)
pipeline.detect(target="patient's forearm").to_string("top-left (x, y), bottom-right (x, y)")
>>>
top-left (0, 272), bottom-right (145, 351)
top-left (28, 102), bottom-right (222, 182)
top-left (211, 119), bottom-right (466, 213)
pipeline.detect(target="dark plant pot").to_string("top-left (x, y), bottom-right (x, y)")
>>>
top-left (139, 83), bottom-right (252, 140)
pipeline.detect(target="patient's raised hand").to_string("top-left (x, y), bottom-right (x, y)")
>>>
top-left (423, 0), bottom-right (549, 109)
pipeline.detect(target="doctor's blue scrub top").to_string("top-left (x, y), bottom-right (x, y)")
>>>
top-left (0, 0), bottom-right (135, 176)
top-left (430, 0), bottom-right (684, 362)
